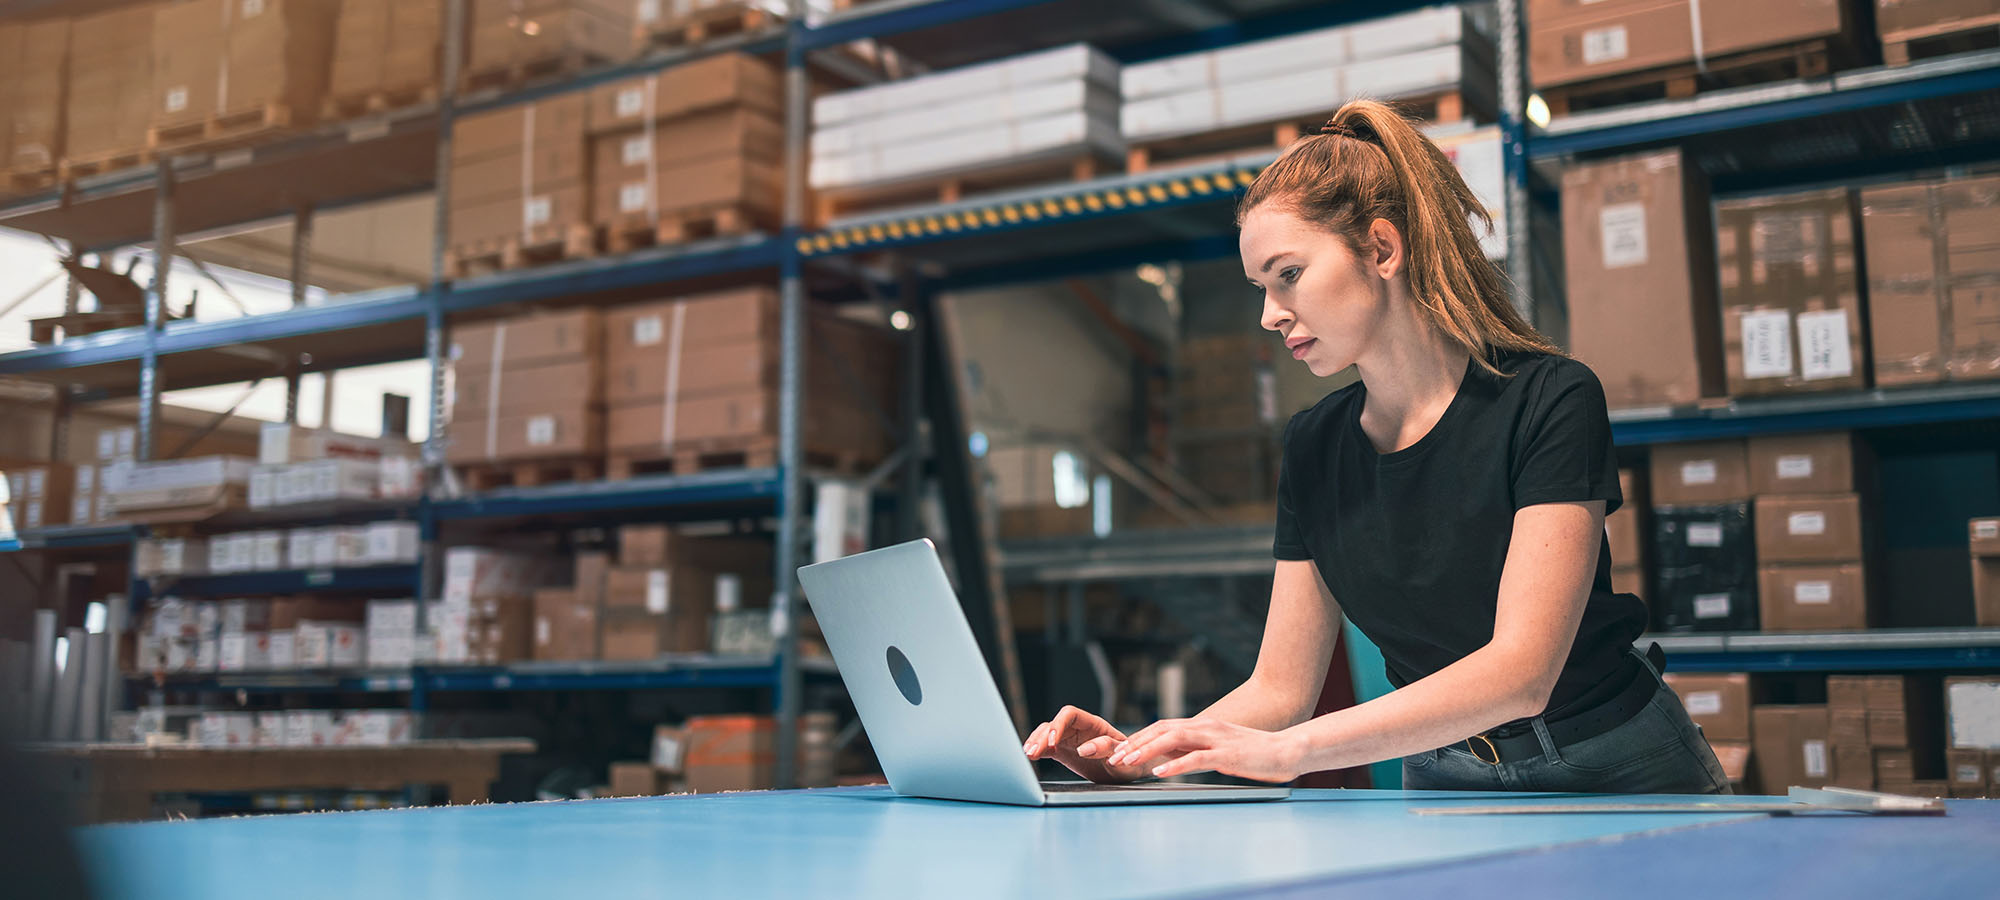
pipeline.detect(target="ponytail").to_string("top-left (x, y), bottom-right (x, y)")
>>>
top-left (1237, 100), bottom-right (1562, 372)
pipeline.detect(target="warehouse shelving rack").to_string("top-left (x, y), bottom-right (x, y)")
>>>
top-left (4, 0), bottom-right (2000, 784)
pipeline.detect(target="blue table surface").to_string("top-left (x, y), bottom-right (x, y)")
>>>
top-left (75, 787), bottom-right (1995, 899)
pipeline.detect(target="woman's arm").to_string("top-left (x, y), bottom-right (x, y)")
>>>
top-left (1115, 500), bottom-right (1602, 779)
top-left (1195, 559), bottom-right (1342, 732)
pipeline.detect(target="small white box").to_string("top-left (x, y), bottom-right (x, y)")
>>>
top-left (221, 598), bottom-right (269, 634)
top-left (335, 527), bottom-right (372, 566)
top-left (364, 522), bottom-right (421, 565)
top-left (296, 621), bottom-right (365, 668)
top-left (283, 710), bottom-right (337, 747)
top-left (267, 629), bottom-right (297, 668)
top-left (255, 711), bottom-right (287, 746)
top-left (207, 536), bottom-right (236, 574)
top-left (366, 599), bottom-right (418, 634)
top-left (196, 636), bottom-right (220, 672)
top-left (196, 712), bottom-right (257, 747)
top-left (346, 710), bottom-right (414, 746)
top-left (252, 531), bottom-right (285, 571)
top-left (218, 631), bottom-right (271, 671)
top-left (195, 601), bottom-right (221, 636)
top-left (377, 456), bottom-right (421, 498)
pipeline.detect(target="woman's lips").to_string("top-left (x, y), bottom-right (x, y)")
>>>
top-left (1290, 338), bottom-right (1316, 360)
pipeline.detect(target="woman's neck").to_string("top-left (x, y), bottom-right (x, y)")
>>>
top-left (1354, 300), bottom-right (1470, 425)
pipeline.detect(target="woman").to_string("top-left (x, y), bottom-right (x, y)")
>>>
top-left (1023, 100), bottom-right (1728, 794)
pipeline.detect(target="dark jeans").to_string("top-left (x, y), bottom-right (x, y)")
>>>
top-left (1402, 652), bottom-right (1731, 794)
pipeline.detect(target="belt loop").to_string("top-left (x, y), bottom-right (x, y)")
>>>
top-left (1530, 716), bottom-right (1564, 766)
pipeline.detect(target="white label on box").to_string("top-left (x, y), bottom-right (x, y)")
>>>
top-left (535, 617), bottom-right (551, 646)
top-left (616, 87), bottom-right (645, 118)
top-left (633, 315), bottom-right (664, 346)
top-left (97, 430), bottom-right (116, 459)
top-left (636, 0), bottom-right (661, 22)
top-left (241, 0), bottom-right (265, 17)
top-left (165, 86), bottom-right (188, 113)
top-left (27, 469), bottom-right (44, 496)
top-left (715, 574), bottom-right (741, 613)
top-left (623, 136), bottom-right (650, 165)
top-left (1685, 691), bottom-right (1724, 717)
top-left (1687, 523), bottom-right (1724, 547)
top-left (526, 415), bottom-right (557, 446)
top-left (1581, 25), bottom-right (1629, 64)
top-left (620, 182), bottom-right (649, 213)
top-left (1802, 740), bottom-right (1829, 778)
top-left (1680, 460), bottom-right (1718, 486)
top-left (76, 466), bottom-right (93, 492)
top-left (1693, 593), bottom-right (1731, 619)
top-left (1741, 309), bottom-right (1794, 379)
top-left (646, 570), bottom-right (669, 615)
top-left (1788, 512), bottom-right (1827, 536)
top-left (1977, 521), bottom-right (2000, 540)
top-left (1794, 581), bottom-right (1833, 605)
top-left (1957, 764), bottom-right (1982, 784)
top-left (1776, 454), bottom-right (1815, 480)
top-left (1797, 309), bottom-right (1854, 380)
top-left (523, 196), bottom-right (552, 227)
top-left (1599, 203), bottom-right (1647, 269)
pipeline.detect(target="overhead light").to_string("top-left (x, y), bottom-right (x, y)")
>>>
top-left (890, 310), bottom-right (912, 330)
top-left (1526, 94), bottom-right (1551, 129)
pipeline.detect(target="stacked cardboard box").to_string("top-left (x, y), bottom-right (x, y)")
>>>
top-left (588, 54), bottom-right (782, 236)
top-left (1876, 0), bottom-right (2000, 62)
top-left (65, 4), bottom-right (155, 167)
top-left (1860, 175), bottom-right (2000, 386)
top-left (464, 0), bottom-right (633, 81)
top-left (4, 463), bottom-right (75, 532)
top-left (1860, 674), bottom-right (1946, 794)
top-left (601, 525), bottom-right (772, 661)
top-left (440, 547), bottom-right (545, 664)
top-left (810, 44), bottom-right (1122, 192)
top-left (1561, 149), bottom-right (1723, 410)
top-left (601, 288), bottom-right (899, 467)
top-left (1121, 7), bottom-right (1493, 142)
top-left (325, 0), bottom-right (442, 114)
top-left (107, 456), bottom-right (257, 521)
top-left (1649, 440), bottom-right (1757, 631)
top-left (150, 0), bottom-right (341, 135)
top-left (1607, 468), bottom-right (1646, 598)
top-left (1664, 672), bottom-right (1751, 789)
top-left (1751, 704), bottom-right (1832, 793)
top-left (365, 599), bottom-right (432, 668)
top-left (1527, 0), bottom-right (1852, 93)
top-left (1749, 432), bottom-right (1870, 631)
top-left (0, 18), bottom-right (70, 174)
top-left (1827, 675), bottom-right (1873, 790)
top-left (1973, 518), bottom-right (2000, 626)
top-left (1716, 189), bottom-right (1869, 397)
top-left (1173, 335), bottom-right (1280, 506)
top-left (535, 549), bottom-right (608, 660)
top-left (1945, 677), bottom-right (2000, 797)
top-left (217, 600), bottom-right (272, 671)
top-left (448, 308), bottom-right (604, 464)
top-left (447, 92), bottom-right (592, 254)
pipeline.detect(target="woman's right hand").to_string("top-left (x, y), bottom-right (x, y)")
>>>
top-left (1024, 705), bottom-right (1149, 784)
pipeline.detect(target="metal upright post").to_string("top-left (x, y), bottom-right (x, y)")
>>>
top-left (772, 0), bottom-right (811, 791)
top-left (50, 247), bottom-right (82, 462)
top-left (1498, 0), bottom-right (1534, 319)
top-left (138, 160), bottom-right (175, 462)
top-left (286, 206), bottom-right (312, 423)
top-left (896, 264), bottom-right (928, 542)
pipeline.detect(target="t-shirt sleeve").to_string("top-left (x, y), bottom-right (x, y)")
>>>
top-left (1274, 416), bottom-right (1312, 560)
top-left (1512, 361), bottom-right (1623, 514)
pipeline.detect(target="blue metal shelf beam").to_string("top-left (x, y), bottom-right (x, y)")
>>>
top-left (159, 565), bottom-right (424, 597)
top-left (430, 468), bottom-right (781, 520)
top-left (132, 660), bottom-right (839, 693)
top-left (1610, 383), bottom-right (2000, 445)
top-left (802, 0), bottom-right (1059, 49)
top-left (1664, 646), bottom-right (2000, 672)
top-left (0, 524), bottom-right (140, 552)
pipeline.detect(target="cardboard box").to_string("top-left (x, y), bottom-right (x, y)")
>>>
top-left (64, 4), bottom-right (155, 164)
top-left (2, 464), bottom-right (74, 531)
top-left (1561, 150), bottom-right (1722, 409)
top-left (1830, 707), bottom-right (1870, 744)
top-left (296, 621), bottom-right (365, 668)
top-left (1752, 705), bottom-right (1832, 793)
top-left (1875, 748), bottom-right (1915, 782)
top-left (1651, 502), bottom-right (1758, 632)
top-left (1528, 0), bottom-right (1850, 89)
top-left (1757, 563), bottom-right (1867, 631)
top-left (151, 0), bottom-right (341, 130)
top-left (532, 587), bottom-right (599, 661)
top-left (1710, 741), bottom-right (1752, 791)
top-left (1610, 566), bottom-right (1644, 598)
top-left (453, 359), bottom-right (602, 420)
top-left (1747, 432), bottom-right (1860, 496)
top-left (609, 761), bottom-right (664, 796)
top-left (619, 525), bottom-right (670, 567)
top-left (465, 0), bottom-right (633, 78)
top-left (447, 407), bottom-right (603, 463)
top-left (1831, 742), bottom-right (1874, 790)
top-left (1828, 674), bottom-right (1869, 710)
top-left (1605, 468), bottom-right (1645, 567)
top-left (451, 308), bottom-right (600, 372)
top-left (0, 18), bottom-right (70, 171)
top-left (1754, 494), bottom-right (1863, 563)
top-left (1974, 518), bottom-right (2000, 556)
top-left (683, 715), bottom-right (775, 794)
top-left (1664, 672), bottom-right (1751, 742)
top-left (443, 547), bottom-right (543, 604)
top-left (1946, 677), bottom-right (2000, 750)
top-left (327, 0), bottom-right (441, 105)
top-left (1649, 441), bottom-right (1750, 506)
top-left (1717, 189), bottom-right (1868, 397)
top-left (448, 91), bottom-right (593, 247)
top-left (587, 54), bottom-right (781, 133)
top-left (1860, 176), bottom-right (2000, 386)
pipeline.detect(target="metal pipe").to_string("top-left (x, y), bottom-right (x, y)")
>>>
top-left (1498, 0), bottom-right (1534, 320)
top-left (287, 206), bottom-right (312, 423)
top-left (772, 0), bottom-right (810, 791)
top-left (138, 159), bottom-right (174, 462)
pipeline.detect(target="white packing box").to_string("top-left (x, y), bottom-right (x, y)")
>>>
top-left (196, 636), bottom-right (220, 672)
top-left (1948, 679), bottom-right (2000, 750)
top-left (136, 537), bottom-right (209, 577)
top-left (334, 527), bottom-right (373, 566)
top-left (195, 601), bottom-right (221, 636)
top-left (267, 629), bottom-right (297, 668)
top-left (366, 632), bottom-right (428, 668)
top-left (1120, 6), bottom-right (1481, 99)
top-left (1434, 126), bottom-right (1506, 260)
top-left (283, 710), bottom-right (338, 747)
top-left (255, 711), bottom-right (287, 746)
top-left (251, 531), bottom-right (286, 571)
top-left (363, 521), bottom-right (422, 565)
top-left (296, 621), bottom-right (365, 668)
top-left (221, 599), bottom-right (270, 634)
top-left (366, 599), bottom-right (419, 635)
top-left (207, 535), bottom-right (236, 574)
top-left (377, 456), bottom-right (422, 499)
top-left (165, 639), bottom-right (195, 672)
top-left (109, 456), bottom-right (257, 511)
top-left (148, 597), bottom-right (195, 639)
top-left (136, 634), bottom-right (165, 670)
top-left (259, 422), bottom-right (411, 466)
top-left (218, 631), bottom-right (272, 671)
top-left (444, 547), bottom-right (540, 604)
top-left (1122, 44), bottom-right (1483, 142)
top-left (345, 710), bottom-right (415, 746)
top-left (813, 80), bottom-right (1117, 156)
top-left (195, 712), bottom-right (257, 747)
top-left (813, 43), bottom-right (1118, 127)
top-left (812, 111), bottom-right (1122, 189)
top-left (96, 426), bottom-right (137, 462)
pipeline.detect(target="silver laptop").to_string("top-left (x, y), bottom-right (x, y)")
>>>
top-left (798, 539), bottom-right (1291, 807)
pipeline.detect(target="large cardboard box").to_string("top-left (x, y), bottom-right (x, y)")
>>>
top-left (608, 760), bottom-right (665, 796)
top-left (1528, 0), bottom-right (1851, 89)
top-left (151, 0), bottom-right (342, 131)
top-left (0, 18), bottom-right (70, 172)
top-left (586, 54), bottom-right (781, 133)
top-left (1976, 519), bottom-right (2000, 626)
top-left (327, 0), bottom-right (442, 107)
top-left (1651, 502), bottom-right (1757, 632)
top-left (451, 308), bottom-right (600, 372)
top-left (448, 93), bottom-right (592, 247)
top-left (452, 359), bottom-right (601, 418)
top-left (1605, 469), bottom-right (1644, 569)
top-left (1948, 747), bottom-right (1987, 798)
top-left (591, 111), bottom-right (784, 227)
top-left (1716, 188), bottom-right (1868, 397)
top-left (1758, 563), bottom-right (1868, 631)
top-left (682, 714), bottom-right (775, 794)
top-left (1860, 176), bottom-right (2000, 386)
top-left (1664, 672), bottom-right (1751, 742)
top-left (1649, 440), bottom-right (1750, 506)
top-left (3, 464), bottom-right (74, 531)
top-left (1831, 742), bottom-right (1874, 790)
top-left (1562, 152), bottom-right (1722, 409)
top-left (464, 0), bottom-right (633, 78)
top-left (1747, 432), bottom-right (1860, 496)
top-left (1875, 0), bottom-right (2000, 38)
top-left (65, 4), bottom-right (156, 165)
top-left (1751, 705), bottom-right (1832, 793)
top-left (532, 587), bottom-right (599, 661)
top-left (1753, 493), bottom-right (1862, 563)
top-left (447, 407), bottom-right (602, 463)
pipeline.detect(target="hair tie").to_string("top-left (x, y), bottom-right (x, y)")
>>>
top-left (1318, 120), bottom-right (1357, 140)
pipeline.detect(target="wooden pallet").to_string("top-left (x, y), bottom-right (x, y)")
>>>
top-left (640, 4), bottom-right (773, 50)
top-left (28, 310), bottom-right (168, 344)
top-left (4, 166), bottom-right (58, 195)
top-left (813, 151), bottom-right (1116, 225)
top-left (320, 84), bottom-right (439, 122)
top-left (456, 456), bottom-right (603, 491)
top-left (599, 204), bottom-right (778, 254)
top-left (445, 223), bottom-right (597, 278)
top-left (607, 438), bottom-right (867, 480)
top-left (60, 148), bottom-right (155, 181)
top-left (1542, 40), bottom-right (1836, 116)
top-left (1883, 13), bottom-right (2000, 66)
top-left (460, 51), bottom-right (609, 94)
top-left (146, 102), bottom-right (297, 154)
top-left (1125, 92), bottom-right (1469, 175)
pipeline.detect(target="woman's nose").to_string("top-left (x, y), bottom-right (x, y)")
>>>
top-left (1260, 296), bottom-right (1290, 332)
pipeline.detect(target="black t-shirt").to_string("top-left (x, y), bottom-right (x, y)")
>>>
top-left (1274, 350), bottom-right (1648, 714)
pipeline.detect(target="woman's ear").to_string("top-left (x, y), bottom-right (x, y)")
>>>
top-left (1369, 218), bottom-right (1406, 280)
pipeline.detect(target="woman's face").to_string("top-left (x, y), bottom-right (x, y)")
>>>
top-left (1240, 204), bottom-right (1391, 378)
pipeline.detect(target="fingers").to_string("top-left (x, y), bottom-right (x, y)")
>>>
top-left (1152, 750), bottom-right (1218, 779)
top-left (1076, 735), bottom-right (1117, 759)
top-left (1023, 721), bottom-right (1050, 757)
top-left (1109, 719), bottom-right (1185, 768)
top-left (1047, 706), bottom-right (1077, 750)
top-left (1111, 722), bottom-right (1202, 771)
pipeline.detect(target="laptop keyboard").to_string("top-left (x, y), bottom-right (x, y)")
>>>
top-left (1041, 781), bottom-right (1248, 792)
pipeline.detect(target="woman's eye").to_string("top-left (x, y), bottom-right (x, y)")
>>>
top-left (1280, 267), bottom-right (1302, 285)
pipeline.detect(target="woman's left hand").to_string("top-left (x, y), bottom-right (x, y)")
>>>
top-left (1106, 718), bottom-right (1307, 783)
